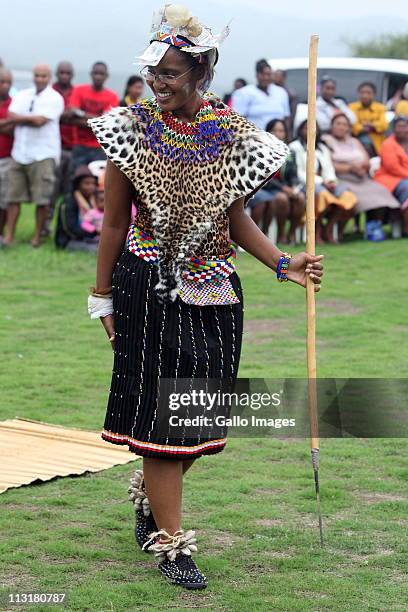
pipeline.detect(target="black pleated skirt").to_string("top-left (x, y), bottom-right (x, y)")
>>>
top-left (101, 249), bottom-right (244, 460)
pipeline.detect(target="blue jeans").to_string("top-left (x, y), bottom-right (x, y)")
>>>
top-left (393, 179), bottom-right (408, 209)
top-left (247, 188), bottom-right (280, 210)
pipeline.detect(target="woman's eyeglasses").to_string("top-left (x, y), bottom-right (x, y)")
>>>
top-left (140, 66), bottom-right (194, 85)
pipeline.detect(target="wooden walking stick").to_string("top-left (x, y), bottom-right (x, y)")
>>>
top-left (305, 34), bottom-right (324, 547)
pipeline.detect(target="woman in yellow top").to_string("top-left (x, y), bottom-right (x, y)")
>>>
top-left (349, 82), bottom-right (388, 155)
top-left (119, 76), bottom-right (144, 107)
top-left (395, 82), bottom-right (408, 118)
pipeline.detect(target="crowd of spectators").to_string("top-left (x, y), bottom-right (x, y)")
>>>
top-left (230, 59), bottom-right (408, 242)
top-left (0, 55), bottom-right (407, 249)
top-left (0, 59), bottom-right (144, 250)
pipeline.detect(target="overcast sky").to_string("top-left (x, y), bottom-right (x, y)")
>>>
top-left (2, 0), bottom-right (408, 95)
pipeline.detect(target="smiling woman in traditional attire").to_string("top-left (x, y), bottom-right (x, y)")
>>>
top-left (87, 4), bottom-right (324, 589)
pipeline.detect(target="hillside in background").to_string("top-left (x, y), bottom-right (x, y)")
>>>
top-left (2, 0), bottom-right (408, 96)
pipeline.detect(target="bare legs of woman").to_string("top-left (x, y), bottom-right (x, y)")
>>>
top-left (142, 457), bottom-right (197, 538)
top-left (386, 207), bottom-right (408, 236)
top-left (315, 217), bottom-right (325, 245)
top-left (316, 203), bottom-right (354, 245)
top-left (337, 209), bottom-right (356, 242)
top-left (249, 201), bottom-right (266, 229)
top-left (315, 194), bottom-right (325, 245)
top-left (288, 192), bottom-right (306, 243)
top-left (324, 205), bottom-right (344, 244)
top-left (403, 209), bottom-right (408, 235)
top-left (264, 192), bottom-right (290, 242)
top-left (353, 213), bottom-right (362, 235)
top-left (142, 456), bottom-right (208, 588)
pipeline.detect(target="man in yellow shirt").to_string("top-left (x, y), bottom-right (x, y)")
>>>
top-left (349, 82), bottom-right (388, 155)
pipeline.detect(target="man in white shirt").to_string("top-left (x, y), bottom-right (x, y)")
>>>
top-left (4, 64), bottom-right (64, 246)
top-left (231, 59), bottom-right (291, 130)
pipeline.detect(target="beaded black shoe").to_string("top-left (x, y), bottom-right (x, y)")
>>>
top-left (158, 551), bottom-right (208, 589)
top-left (143, 528), bottom-right (208, 590)
top-left (128, 469), bottom-right (158, 552)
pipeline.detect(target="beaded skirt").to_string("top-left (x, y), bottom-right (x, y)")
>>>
top-left (127, 224), bottom-right (240, 306)
top-left (101, 249), bottom-right (244, 460)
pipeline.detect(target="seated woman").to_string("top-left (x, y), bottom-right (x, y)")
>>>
top-left (245, 120), bottom-right (293, 242)
top-left (322, 114), bottom-right (400, 234)
top-left (55, 165), bottom-right (99, 251)
top-left (374, 117), bottom-right (408, 236)
top-left (348, 82), bottom-right (388, 157)
top-left (262, 119), bottom-right (305, 243)
top-left (246, 181), bottom-right (285, 239)
top-left (80, 170), bottom-right (105, 236)
top-left (290, 119), bottom-right (357, 244)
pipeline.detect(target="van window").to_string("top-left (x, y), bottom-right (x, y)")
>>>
top-left (387, 73), bottom-right (408, 103)
top-left (286, 69), bottom-right (384, 104)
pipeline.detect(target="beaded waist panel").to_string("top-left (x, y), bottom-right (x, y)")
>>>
top-left (126, 224), bottom-right (240, 306)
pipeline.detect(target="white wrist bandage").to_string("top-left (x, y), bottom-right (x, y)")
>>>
top-left (87, 295), bottom-right (114, 319)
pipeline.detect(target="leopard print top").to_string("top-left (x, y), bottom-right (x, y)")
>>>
top-left (134, 201), bottom-right (230, 258)
top-left (89, 94), bottom-right (289, 303)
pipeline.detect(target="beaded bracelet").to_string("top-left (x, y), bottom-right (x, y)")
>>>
top-left (276, 252), bottom-right (292, 282)
top-left (89, 285), bottom-right (112, 295)
top-left (89, 285), bottom-right (112, 298)
top-left (91, 292), bottom-right (113, 299)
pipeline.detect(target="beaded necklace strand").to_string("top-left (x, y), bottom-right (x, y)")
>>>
top-left (131, 95), bottom-right (235, 163)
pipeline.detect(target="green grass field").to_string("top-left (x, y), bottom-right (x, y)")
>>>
top-left (0, 206), bottom-right (407, 611)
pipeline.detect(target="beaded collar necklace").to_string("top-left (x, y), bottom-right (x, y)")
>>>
top-left (131, 95), bottom-right (235, 163)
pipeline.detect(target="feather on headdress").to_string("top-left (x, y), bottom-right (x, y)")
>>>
top-left (135, 4), bottom-right (230, 68)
